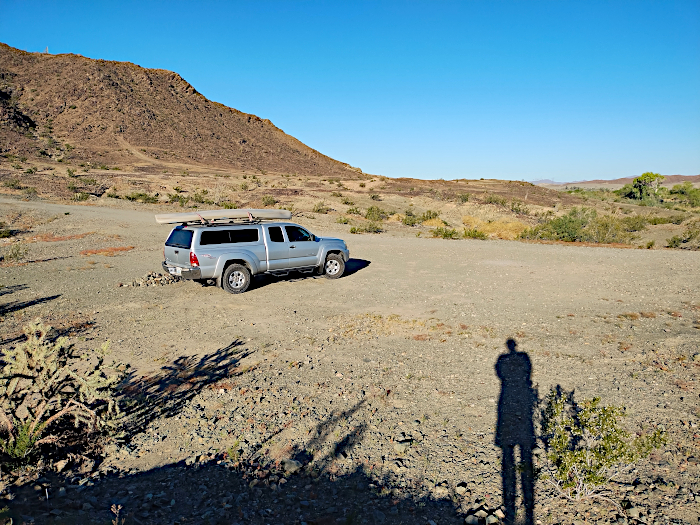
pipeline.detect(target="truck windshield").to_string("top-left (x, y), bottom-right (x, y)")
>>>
top-left (165, 229), bottom-right (193, 249)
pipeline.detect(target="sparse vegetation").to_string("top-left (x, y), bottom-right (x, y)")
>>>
top-left (539, 387), bottom-right (665, 502)
top-left (341, 197), bottom-right (354, 205)
top-left (350, 221), bottom-right (382, 234)
top-left (346, 206), bottom-right (362, 215)
top-left (365, 206), bottom-right (388, 221)
top-left (463, 228), bottom-right (488, 240)
top-left (431, 227), bottom-right (459, 239)
top-left (519, 208), bottom-right (649, 244)
top-left (370, 193), bottom-right (381, 201)
top-left (3, 178), bottom-right (23, 189)
top-left (262, 195), bottom-right (277, 206)
top-left (484, 194), bottom-right (507, 206)
top-left (313, 201), bottom-right (330, 214)
top-left (336, 216), bottom-right (349, 224)
top-left (457, 193), bottom-right (470, 203)
top-left (3, 243), bottom-right (28, 262)
top-left (72, 192), bottom-right (90, 201)
top-left (125, 192), bottom-right (159, 204)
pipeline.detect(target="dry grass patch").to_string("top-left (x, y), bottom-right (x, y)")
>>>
top-left (80, 246), bottom-right (135, 257)
top-left (27, 231), bottom-right (95, 243)
top-left (461, 215), bottom-right (528, 240)
top-left (421, 217), bottom-right (446, 227)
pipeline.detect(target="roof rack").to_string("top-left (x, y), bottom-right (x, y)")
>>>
top-left (155, 209), bottom-right (292, 225)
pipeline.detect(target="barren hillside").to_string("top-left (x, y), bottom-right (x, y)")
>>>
top-left (0, 42), bottom-right (362, 177)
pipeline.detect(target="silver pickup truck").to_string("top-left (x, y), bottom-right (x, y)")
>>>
top-left (157, 209), bottom-right (350, 293)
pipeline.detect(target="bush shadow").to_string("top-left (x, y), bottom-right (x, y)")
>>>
top-left (0, 293), bottom-right (61, 316)
top-left (117, 340), bottom-right (253, 441)
top-left (4, 399), bottom-right (466, 525)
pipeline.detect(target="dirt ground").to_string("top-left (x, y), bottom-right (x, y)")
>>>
top-left (1, 195), bottom-right (699, 525)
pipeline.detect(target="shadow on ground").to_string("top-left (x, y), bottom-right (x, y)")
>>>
top-left (4, 399), bottom-right (465, 525)
top-left (0, 293), bottom-right (61, 316)
top-left (117, 340), bottom-right (252, 440)
top-left (248, 258), bottom-right (371, 291)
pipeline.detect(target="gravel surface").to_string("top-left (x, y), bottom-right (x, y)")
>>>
top-left (1, 196), bottom-right (699, 524)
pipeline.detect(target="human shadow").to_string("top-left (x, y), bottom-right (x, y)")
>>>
top-left (0, 284), bottom-right (28, 297)
top-left (0, 294), bottom-right (61, 316)
top-left (117, 340), bottom-right (252, 441)
top-left (495, 338), bottom-right (536, 525)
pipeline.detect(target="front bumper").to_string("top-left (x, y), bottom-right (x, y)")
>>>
top-left (162, 261), bottom-right (202, 280)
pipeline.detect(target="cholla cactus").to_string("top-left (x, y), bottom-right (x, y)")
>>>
top-left (0, 320), bottom-right (123, 460)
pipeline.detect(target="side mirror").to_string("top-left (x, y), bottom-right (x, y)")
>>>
top-left (310, 234), bottom-right (316, 241)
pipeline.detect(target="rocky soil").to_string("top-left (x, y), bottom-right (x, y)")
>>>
top-left (0, 196), bottom-right (699, 525)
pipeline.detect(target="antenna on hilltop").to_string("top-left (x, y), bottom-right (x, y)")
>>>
top-left (43, 47), bottom-right (49, 54)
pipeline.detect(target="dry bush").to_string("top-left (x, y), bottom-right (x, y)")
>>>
top-left (422, 217), bottom-right (446, 227)
top-left (462, 215), bottom-right (528, 240)
top-left (0, 320), bottom-right (123, 463)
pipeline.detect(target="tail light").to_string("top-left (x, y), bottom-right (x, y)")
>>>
top-left (189, 251), bottom-right (199, 267)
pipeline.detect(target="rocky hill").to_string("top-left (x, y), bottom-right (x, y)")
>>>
top-left (0, 42), bottom-right (362, 177)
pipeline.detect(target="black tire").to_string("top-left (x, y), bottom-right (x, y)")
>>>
top-left (323, 253), bottom-right (345, 279)
top-left (222, 264), bottom-right (251, 294)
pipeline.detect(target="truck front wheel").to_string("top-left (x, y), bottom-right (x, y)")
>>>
top-left (323, 254), bottom-right (345, 279)
top-left (222, 264), bottom-right (251, 293)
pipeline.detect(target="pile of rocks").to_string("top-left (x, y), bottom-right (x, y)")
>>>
top-left (118, 271), bottom-right (182, 288)
top-left (464, 500), bottom-right (505, 524)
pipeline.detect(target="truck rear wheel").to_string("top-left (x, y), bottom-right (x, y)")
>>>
top-left (222, 264), bottom-right (251, 293)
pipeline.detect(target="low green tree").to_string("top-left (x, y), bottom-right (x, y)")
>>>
top-left (539, 387), bottom-right (665, 503)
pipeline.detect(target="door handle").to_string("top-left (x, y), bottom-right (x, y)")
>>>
top-left (174, 250), bottom-right (179, 254)
top-left (289, 245), bottom-right (296, 249)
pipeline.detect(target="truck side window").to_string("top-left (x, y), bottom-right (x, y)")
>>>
top-left (285, 226), bottom-right (311, 242)
top-left (268, 226), bottom-right (284, 243)
top-left (229, 228), bottom-right (259, 243)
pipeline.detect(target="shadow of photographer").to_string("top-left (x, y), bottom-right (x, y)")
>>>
top-left (495, 338), bottom-right (536, 525)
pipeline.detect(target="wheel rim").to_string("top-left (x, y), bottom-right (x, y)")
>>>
top-left (325, 260), bottom-right (340, 275)
top-left (228, 271), bottom-right (246, 288)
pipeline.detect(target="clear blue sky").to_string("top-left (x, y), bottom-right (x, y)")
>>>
top-left (2, 1), bottom-right (699, 182)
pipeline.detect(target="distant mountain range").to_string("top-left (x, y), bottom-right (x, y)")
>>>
top-left (531, 175), bottom-right (700, 187)
top-left (0, 42), bottom-right (363, 177)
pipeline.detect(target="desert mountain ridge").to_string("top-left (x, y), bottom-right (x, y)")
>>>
top-left (0, 42), bottom-right (364, 178)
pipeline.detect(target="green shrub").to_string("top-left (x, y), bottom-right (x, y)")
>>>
top-left (125, 192), bottom-right (159, 204)
top-left (3, 179), bottom-right (22, 189)
top-left (520, 208), bottom-right (595, 242)
top-left (484, 194), bottom-right (507, 206)
top-left (168, 193), bottom-right (189, 206)
top-left (66, 168), bottom-right (76, 177)
top-left (262, 195), bottom-right (277, 206)
top-left (221, 201), bottom-right (238, 209)
top-left (648, 214), bottom-right (686, 225)
top-left (431, 227), bottom-right (459, 239)
top-left (370, 193), bottom-right (381, 201)
top-left (350, 221), bottom-right (382, 234)
top-left (402, 210), bottom-right (420, 226)
top-left (0, 223), bottom-right (11, 238)
top-left (0, 321), bottom-right (123, 464)
top-left (615, 172), bottom-right (665, 200)
top-left (666, 221), bottom-right (700, 248)
top-left (336, 216), bottom-right (349, 224)
top-left (313, 201), bottom-right (330, 214)
top-left (22, 187), bottom-right (38, 197)
top-left (463, 228), bottom-right (488, 240)
top-left (359, 182), bottom-right (366, 188)
top-left (24, 167), bottom-right (37, 174)
top-left (510, 199), bottom-right (529, 215)
top-left (106, 191), bottom-right (119, 199)
top-left (365, 206), bottom-right (387, 221)
top-left (457, 193), bottom-right (470, 203)
top-left (330, 191), bottom-right (343, 197)
top-left (341, 197), bottom-right (354, 205)
top-left (539, 387), bottom-right (665, 501)
top-left (346, 206), bottom-right (361, 215)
